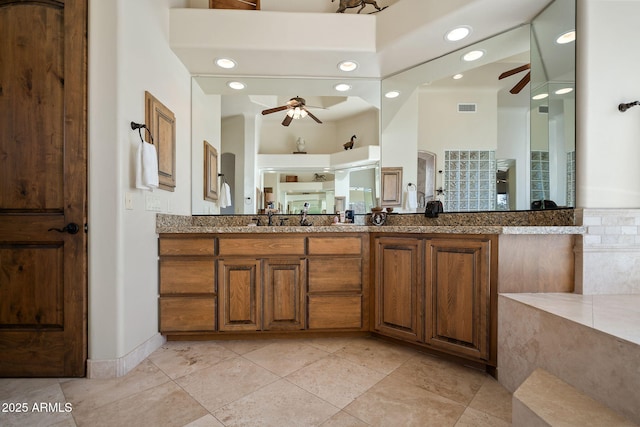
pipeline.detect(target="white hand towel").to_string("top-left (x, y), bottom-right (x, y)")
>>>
top-left (404, 188), bottom-right (418, 210)
top-left (136, 141), bottom-right (159, 190)
top-left (219, 182), bottom-right (231, 208)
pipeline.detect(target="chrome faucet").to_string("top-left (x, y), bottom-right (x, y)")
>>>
top-left (299, 202), bottom-right (312, 226)
top-left (267, 210), bottom-right (275, 226)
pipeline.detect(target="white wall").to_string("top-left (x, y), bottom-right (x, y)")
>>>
top-left (89, 0), bottom-right (191, 362)
top-left (577, 0), bottom-right (640, 208)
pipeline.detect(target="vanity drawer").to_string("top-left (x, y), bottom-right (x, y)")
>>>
top-left (308, 295), bottom-right (362, 329)
top-left (218, 237), bottom-right (305, 256)
top-left (159, 237), bottom-right (215, 256)
top-left (159, 297), bottom-right (216, 332)
top-left (308, 257), bottom-right (362, 293)
top-left (159, 259), bottom-right (215, 294)
top-left (307, 236), bottom-right (362, 255)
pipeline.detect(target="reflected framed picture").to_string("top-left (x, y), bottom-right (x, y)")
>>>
top-left (204, 140), bottom-right (218, 202)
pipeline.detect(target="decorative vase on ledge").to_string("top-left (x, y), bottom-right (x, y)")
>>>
top-left (296, 137), bottom-right (306, 153)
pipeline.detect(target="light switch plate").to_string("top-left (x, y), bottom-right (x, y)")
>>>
top-left (145, 194), bottom-right (162, 212)
top-left (125, 192), bottom-right (134, 210)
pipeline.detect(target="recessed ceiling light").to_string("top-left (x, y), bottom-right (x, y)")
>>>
top-left (334, 83), bottom-right (352, 92)
top-left (532, 93), bottom-right (549, 100)
top-left (385, 90), bottom-right (400, 99)
top-left (338, 60), bottom-right (358, 72)
top-left (227, 81), bottom-right (245, 90)
top-left (555, 87), bottom-right (573, 95)
top-left (215, 58), bottom-right (236, 69)
top-left (445, 26), bottom-right (472, 42)
top-left (453, 74), bottom-right (464, 80)
top-left (462, 50), bottom-right (485, 62)
top-left (556, 30), bottom-right (576, 44)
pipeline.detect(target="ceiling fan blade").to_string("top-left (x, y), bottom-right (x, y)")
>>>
top-left (304, 108), bottom-right (322, 124)
top-left (499, 63), bottom-right (531, 80)
top-left (262, 105), bottom-right (289, 115)
top-left (510, 72), bottom-right (531, 94)
top-left (282, 114), bottom-right (293, 127)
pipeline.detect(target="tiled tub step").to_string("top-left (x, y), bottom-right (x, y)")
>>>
top-left (513, 368), bottom-right (637, 427)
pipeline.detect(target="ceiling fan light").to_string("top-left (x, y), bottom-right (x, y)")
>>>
top-left (462, 50), bottom-right (485, 62)
top-left (556, 30), bottom-right (576, 44)
top-left (445, 26), bottom-right (472, 42)
top-left (215, 57), bottom-right (236, 69)
top-left (338, 60), bottom-right (358, 72)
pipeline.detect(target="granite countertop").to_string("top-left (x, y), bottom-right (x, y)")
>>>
top-left (156, 211), bottom-right (585, 235)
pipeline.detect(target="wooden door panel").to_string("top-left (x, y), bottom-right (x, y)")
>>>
top-left (374, 238), bottom-right (421, 341)
top-left (0, 0), bottom-right (88, 377)
top-left (263, 259), bottom-right (305, 330)
top-left (218, 259), bottom-right (261, 331)
top-left (426, 239), bottom-right (490, 360)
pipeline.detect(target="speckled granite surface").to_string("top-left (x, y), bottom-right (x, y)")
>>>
top-left (157, 209), bottom-right (585, 235)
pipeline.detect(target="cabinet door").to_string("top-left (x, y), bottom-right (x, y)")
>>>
top-left (425, 238), bottom-right (491, 360)
top-left (263, 258), bottom-right (306, 330)
top-left (374, 237), bottom-right (422, 341)
top-left (218, 259), bottom-right (261, 331)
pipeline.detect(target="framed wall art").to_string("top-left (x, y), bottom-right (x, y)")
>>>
top-left (204, 140), bottom-right (218, 202)
top-left (145, 91), bottom-right (176, 191)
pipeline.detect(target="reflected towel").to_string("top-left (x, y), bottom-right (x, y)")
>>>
top-left (135, 141), bottom-right (159, 191)
top-left (219, 182), bottom-right (231, 208)
top-left (404, 188), bottom-right (418, 210)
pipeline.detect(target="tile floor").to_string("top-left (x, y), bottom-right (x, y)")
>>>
top-left (0, 336), bottom-right (512, 427)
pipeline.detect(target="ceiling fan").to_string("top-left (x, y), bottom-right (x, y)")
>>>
top-left (261, 97), bottom-right (323, 126)
top-left (498, 63), bottom-right (531, 94)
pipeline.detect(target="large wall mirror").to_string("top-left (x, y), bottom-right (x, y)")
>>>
top-left (191, 76), bottom-right (380, 215)
top-left (380, 0), bottom-right (575, 212)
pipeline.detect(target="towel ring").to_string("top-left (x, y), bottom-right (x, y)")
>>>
top-left (130, 121), bottom-right (154, 145)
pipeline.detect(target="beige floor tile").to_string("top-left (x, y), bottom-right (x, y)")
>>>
top-left (468, 376), bottom-right (512, 422)
top-left (243, 340), bottom-right (330, 376)
top-left (389, 352), bottom-right (487, 405)
top-left (333, 337), bottom-right (417, 375)
top-left (216, 339), bottom-right (275, 355)
top-left (72, 381), bottom-right (207, 427)
top-left (0, 378), bottom-right (61, 400)
top-left (183, 413), bottom-right (225, 426)
top-left (176, 356), bottom-right (279, 412)
top-left (302, 337), bottom-right (362, 353)
top-left (213, 379), bottom-right (340, 427)
top-left (344, 375), bottom-right (466, 427)
top-left (0, 382), bottom-right (75, 427)
top-left (286, 354), bottom-right (385, 408)
top-left (60, 359), bottom-right (170, 418)
top-left (147, 341), bottom-right (237, 379)
top-left (454, 406), bottom-right (511, 427)
top-left (319, 410), bottom-right (370, 426)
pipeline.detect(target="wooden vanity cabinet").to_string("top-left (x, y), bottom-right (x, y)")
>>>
top-left (373, 237), bottom-right (422, 341)
top-left (158, 236), bottom-right (216, 332)
top-left (306, 236), bottom-right (369, 331)
top-left (373, 234), bottom-right (496, 365)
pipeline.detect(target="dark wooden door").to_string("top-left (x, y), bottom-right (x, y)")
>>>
top-left (263, 258), bottom-right (305, 331)
top-left (0, 0), bottom-right (88, 377)
top-left (218, 259), bottom-right (261, 331)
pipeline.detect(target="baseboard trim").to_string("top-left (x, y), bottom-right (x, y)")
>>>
top-left (86, 333), bottom-right (166, 379)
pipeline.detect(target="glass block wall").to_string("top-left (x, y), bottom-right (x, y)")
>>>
top-left (566, 150), bottom-right (576, 207)
top-left (444, 150), bottom-right (496, 212)
top-left (530, 150), bottom-right (550, 202)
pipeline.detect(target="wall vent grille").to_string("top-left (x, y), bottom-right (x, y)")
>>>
top-left (457, 103), bottom-right (477, 113)
top-left (538, 105), bottom-right (549, 114)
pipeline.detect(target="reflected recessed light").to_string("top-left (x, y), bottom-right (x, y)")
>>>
top-left (215, 58), bottom-right (236, 69)
top-left (338, 60), bottom-right (358, 72)
top-left (334, 83), bottom-right (352, 92)
top-left (462, 50), bottom-right (485, 62)
top-left (445, 26), bottom-right (472, 42)
top-left (532, 93), bottom-right (549, 100)
top-left (453, 74), bottom-right (464, 80)
top-left (227, 81), bottom-right (245, 90)
top-left (555, 87), bottom-right (573, 95)
top-left (556, 30), bottom-right (576, 44)
top-left (385, 90), bottom-right (400, 99)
